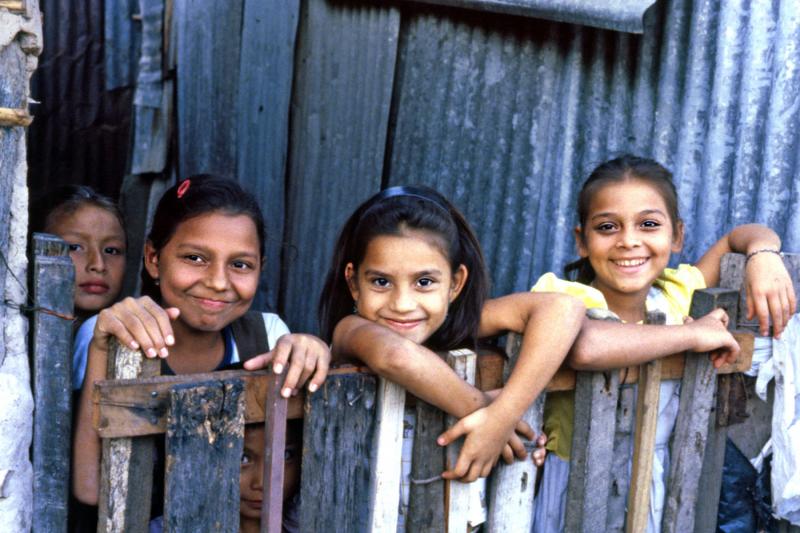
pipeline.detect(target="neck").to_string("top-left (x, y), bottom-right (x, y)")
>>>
top-left (166, 318), bottom-right (226, 373)
top-left (240, 516), bottom-right (259, 533)
top-left (596, 287), bottom-right (648, 324)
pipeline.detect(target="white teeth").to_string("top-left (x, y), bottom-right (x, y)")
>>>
top-left (614, 258), bottom-right (646, 267)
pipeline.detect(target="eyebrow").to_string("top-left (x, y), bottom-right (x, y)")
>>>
top-left (590, 209), bottom-right (667, 221)
top-left (363, 268), bottom-right (443, 277)
top-left (176, 242), bottom-right (259, 259)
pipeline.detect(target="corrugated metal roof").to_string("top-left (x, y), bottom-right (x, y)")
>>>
top-left (280, 0), bottom-right (400, 332)
top-left (382, 0), bottom-right (800, 302)
top-left (398, 0), bottom-right (658, 33)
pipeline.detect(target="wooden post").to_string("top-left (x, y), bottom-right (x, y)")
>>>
top-left (407, 399), bottom-right (447, 531)
top-left (445, 349), bottom-right (477, 533)
top-left (261, 372), bottom-right (288, 533)
top-left (607, 385), bottom-right (636, 533)
top-left (564, 369), bottom-right (620, 533)
top-left (299, 373), bottom-right (377, 531)
top-left (625, 310), bottom-right (666, 533)
top-left (661, 288), bottom-right (738, 533)
top-left (30, 234), bottom-right (74, 533)
top-left (97, 340), bottom-right (160, 533)
top-left (163, 379), bottom-right (246, 532)
top-left (368, 377), bottom-right (406, 531)
top-left (486, 333), bottom-right (543, 532)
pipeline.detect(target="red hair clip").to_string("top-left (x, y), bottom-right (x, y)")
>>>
top-left (177, 180), bottom-right (191, 198)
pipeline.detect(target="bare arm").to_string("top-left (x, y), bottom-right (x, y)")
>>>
top-left (332, 314), bottom-right (485, 418)
top-left (695, 223), bottom-right (795, 337)
top-left (568, 310), bottom-right (740, 371)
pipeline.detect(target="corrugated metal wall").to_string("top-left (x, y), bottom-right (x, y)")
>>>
top-left (53, 0), bottom-right (799, 334)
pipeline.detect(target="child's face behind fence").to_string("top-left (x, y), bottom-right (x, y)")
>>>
top-left (239, 425), bottom-right (301, 521)
top-left (143, 212), bottom-right (261, 333)
top-left (47, 204), bottom-right (126, 315)
top-left (576, 178), bottom-right (683, 303)
top-left (345, 230), bottom-right (467, 345)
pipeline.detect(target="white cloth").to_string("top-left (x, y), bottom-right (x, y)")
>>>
top-left (71, 312), bottom-right (290, 390)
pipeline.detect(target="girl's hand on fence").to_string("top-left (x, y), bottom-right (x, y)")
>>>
top-left (243, 333), bottom-right (330, 398)
top-left (91, 296), bottom-right (179, 358)
top-left (531, 433), bottom-right (547, 467)
top-left (683, 309), bottom-right (740, 368)
top-left (438, 405), bottom-right (519, 482)
top-left (744, 252), bottom-right (796, 338)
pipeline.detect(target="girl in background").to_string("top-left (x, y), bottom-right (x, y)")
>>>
top-left (306, 185), bottom-right (585, 530)
top-left (72, 175), bottom-right (329, 509)
top-left (531, 155), bottom-right (795, 532)
top-left (31, 185), bottom-right (127, 390)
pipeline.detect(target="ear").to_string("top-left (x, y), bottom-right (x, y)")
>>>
top-left (671, 220), bottom-right (685, 253)
top-left (574, 226), bottom-right (588, 258)
top-left (143, 240), bottom-right (160, 281)
top-left (449, 264), bottom-right (468, 303)
top-left (344, 263), bottom-right (359, 302)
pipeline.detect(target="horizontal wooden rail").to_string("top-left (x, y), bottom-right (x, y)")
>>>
top-left (0, 107), bottom-right (32, 126)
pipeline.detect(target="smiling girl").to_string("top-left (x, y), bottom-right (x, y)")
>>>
top-left (72, 175), bottom-right (329, 510)
top-left (299, 186), bottom-right (585, 530)
top-left (531, 155), bottom-right (796, 533)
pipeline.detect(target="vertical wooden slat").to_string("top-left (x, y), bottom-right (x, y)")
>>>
top-left (662, 288), bottom-right (739, 533)
top-left (486, 333), bottom-right (543, 532)
top-left (564, 369), bottom-right (620, 533)
top-left (31, 233), bottom-right (74, 533)
top-left (368, 377), bottom-right (406, 531)
top-left (163, 379), bottom-right (246, 532)
top-left (299, 373), bottom-right (377, 531)
top-left (97, 340), bottom-right (160, 533)
top-left (445, 349), bottom-right (477, 533)
top-left (261, 372), bottom-right (288, 533)
top-left (407, 399), bottom-right (447, 531)
top-left (625, 310), bottom-right (666, 533)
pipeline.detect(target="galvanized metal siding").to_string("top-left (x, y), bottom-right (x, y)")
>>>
top-left (280, 0), bottom-right (400, 332)
top-left (387, 0), bottom-right (800, 299)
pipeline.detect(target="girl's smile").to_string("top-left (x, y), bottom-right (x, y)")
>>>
top-left (144, 212), bottom-right (261, 334)
top-left (576, 179), bottom-right (683, 315)
top-left (346, 231), bottom-right (466, 345)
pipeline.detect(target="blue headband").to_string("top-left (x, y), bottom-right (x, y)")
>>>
top-left (367, 185), bottom-right (451, 213)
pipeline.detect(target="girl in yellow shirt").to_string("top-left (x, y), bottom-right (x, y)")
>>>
top-left (532, 155), bottom-right (796, 533)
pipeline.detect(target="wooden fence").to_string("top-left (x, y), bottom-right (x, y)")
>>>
top-left (30, 251), bottom-right (800, 531)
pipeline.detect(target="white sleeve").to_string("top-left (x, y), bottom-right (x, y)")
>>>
top-left (262, 313), bottom-right (291, 350)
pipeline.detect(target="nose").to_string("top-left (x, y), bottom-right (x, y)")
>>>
top-left (616, 226), bottom-right (641, 249)
top-left (252, 459), bottom-right (263, 490)
top-left (390, 286), bottom-right (417, 313)
top-left (204, 262), bottom-right (230, 291)
top-left (87, 246), bottom-right (107, 273)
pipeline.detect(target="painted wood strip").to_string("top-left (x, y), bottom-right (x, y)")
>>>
top-left (163, 379), bottom-right (245, 532)
top-left (564, 369), bottom-right (620, 533)
top-left (626, 310), bottom-right (666, 533)
top-left (445, 349), bottom-right (477, 533)
top-left (486, 333), bottom-right (542, 532)
top-left (661, 288), bottom-right (739, 533)
top-left (30, 234), bottom-right (74, 533)
top-left (368, 377), bottom-right (406, 531)
top-left (97, 339), bottom-right (160, 533)
top-left (261, 372), bottom-right (288, 533)
top-left (299, 373), bottom-right (377, 531)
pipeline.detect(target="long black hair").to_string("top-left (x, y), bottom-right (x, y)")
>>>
top-left (142, 174), bottom-right (266, 299)
top-left (319, 185), bottom-right (489, 351)
top-left (565, 155), bottom-right (682, 283)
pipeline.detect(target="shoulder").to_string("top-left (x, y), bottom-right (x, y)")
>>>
top-left (653, 264), bottom-right (707, 317)
top-left (531, 272), bottom-right (608, 309)
top-left (260, 312), bottom-right (290, 350)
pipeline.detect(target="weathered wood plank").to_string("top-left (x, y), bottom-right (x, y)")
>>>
top-left (261, 372), bottom-right (287, 533)
top-left (163, 379), bottom-right (245, 532)
top-left (626, 311), bottom-right (666, 533)
top-left (661, 288), bottom-right (739, 533)
top-left (607, 385), bottom-right (636, 533)
top-left (407, 399), bottom-right (447, 531)
top-left (299, 373), bottom-right (377, 531)
top-left (445, 349), bottom-right (477, 533)
top-left (564, 369), bottom-right (620, 533)
top-left (31, 234), bottom-right (74, 533)
top-left (97, 340), bottom-right (160, 533)
top-left (368, 378), bottom-right (406, 531)
top-left (0, 106), bottom-right (32, 126)
top-left (486, 333), bottom-right (542, 532)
